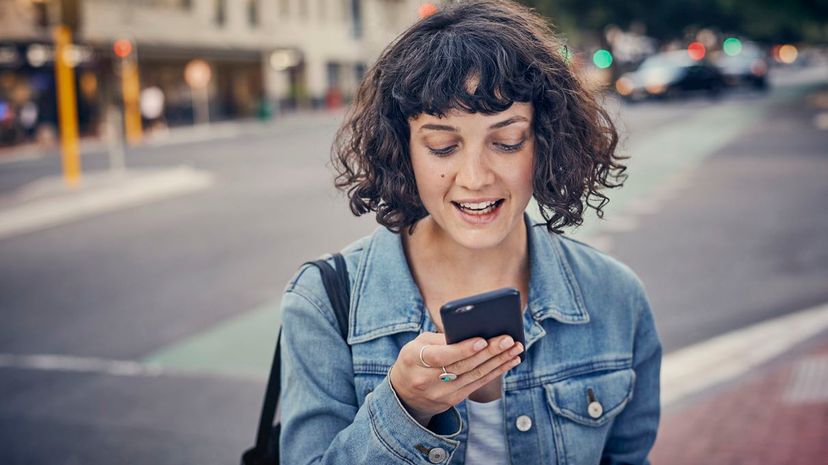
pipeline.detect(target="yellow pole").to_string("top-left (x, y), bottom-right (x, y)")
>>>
top-left (121, 56), bottom-right (143, 145)
top-left (53, 25), bottom-right (81, 186)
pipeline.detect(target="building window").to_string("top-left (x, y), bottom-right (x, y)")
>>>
top-left (215, 0), bottom-right (226, 25)
top-left (355, 62), bottom-right (366, 83)
top-left (248, 0), bottom-right (259, 26)
top-left (143, 0), bottom-right (193, 8)
top-left (351, 0), bottom-right (362, 38)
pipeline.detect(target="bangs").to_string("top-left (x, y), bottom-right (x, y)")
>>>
top-left (390, 29), bottom-right (539, 119)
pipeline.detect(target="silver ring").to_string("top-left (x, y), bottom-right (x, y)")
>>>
top-left (439, 366), bottom-right (457, 382)
top-left (418, 345), bottom-right (432, 368)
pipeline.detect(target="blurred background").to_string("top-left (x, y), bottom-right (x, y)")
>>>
top-left (0, 1), bottom-right (826, 464)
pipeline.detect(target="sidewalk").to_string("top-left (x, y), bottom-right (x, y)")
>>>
top-left (0, 107), bottom-right (347, 163)
top-left (652, 330), bottom-right (828, 464)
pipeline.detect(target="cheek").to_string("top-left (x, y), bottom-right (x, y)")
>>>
top-left (411, 149), bottom-right (451, 202)
top-left (504, 148), bottom-right (535, 197)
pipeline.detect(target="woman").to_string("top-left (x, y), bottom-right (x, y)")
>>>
top-left (279, 1), bottom-right (661, 464)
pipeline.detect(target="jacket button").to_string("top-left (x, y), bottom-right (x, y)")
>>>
top-left (588, 401), bottom-right (604, 419)
top-left (428, 447), bottom-right (448, 463)
top-left (515, 415), bottom-right (533, 432)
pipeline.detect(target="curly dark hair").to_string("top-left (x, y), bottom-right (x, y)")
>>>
top-left (332, 0), bottom-right (627, 234)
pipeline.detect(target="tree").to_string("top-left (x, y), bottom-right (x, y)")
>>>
top-left (519, 0), bottom-right (828, 44)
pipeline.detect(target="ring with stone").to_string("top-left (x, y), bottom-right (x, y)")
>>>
top-left (439, 367), bottom-right (458, 382)
top-left (418, 345), bottom-right (433, 368)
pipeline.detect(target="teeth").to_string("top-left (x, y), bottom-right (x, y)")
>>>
top-left (456, 200), bottom-right (500, 215)
top-left (458, 201), bottom-right (498, 210)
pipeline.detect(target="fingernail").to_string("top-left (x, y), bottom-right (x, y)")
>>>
top-left (473, 339), bottom-right (488, 351)
top-left (500, 337), bottom-right (513, 349)
top-left (510, 344), bottom-right (523, 356)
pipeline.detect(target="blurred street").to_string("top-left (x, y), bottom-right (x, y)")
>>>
top-left (0, 65), bottom-right (827, 464)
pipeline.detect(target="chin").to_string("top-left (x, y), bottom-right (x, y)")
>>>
top-left (445, 207), bottom-right (520, 251)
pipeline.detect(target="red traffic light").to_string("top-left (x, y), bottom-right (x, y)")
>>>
top-left (687, 42), bottom-right (705, 61)
top-left (419, 3), bottom-right (438, 18)
top-left (113, 39), bottom-right (133, 58)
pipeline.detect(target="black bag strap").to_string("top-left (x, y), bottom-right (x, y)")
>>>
top-left (242, 253), bottom-right (351, 465)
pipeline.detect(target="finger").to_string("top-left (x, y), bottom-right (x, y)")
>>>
top-left (445, 336), bottom-right (520, 376)
top-left (417, 332), bottom-right (447, 345)
top-left (417, 335), bottom-right (489, 369)
top-left (454, 341), bottom-right (522, 388)
top-left (456, 355), bottom-right (521, 397)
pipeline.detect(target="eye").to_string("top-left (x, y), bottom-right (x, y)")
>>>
top-left (494, 139), bottom-right (526, 152)
top-left (428, 145), bottom-right (458, 157)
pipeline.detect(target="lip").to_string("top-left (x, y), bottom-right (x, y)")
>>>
top-left (451, 198), bottom-right (505, 225)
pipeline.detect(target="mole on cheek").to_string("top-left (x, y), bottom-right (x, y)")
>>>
top-left (440, 174), bottom-right (445, 178)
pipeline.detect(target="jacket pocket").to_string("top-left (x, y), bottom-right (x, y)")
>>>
top-left (545, 367), bottom-right (636, 426)
top-left (543, 368), bottom-right (636, 464)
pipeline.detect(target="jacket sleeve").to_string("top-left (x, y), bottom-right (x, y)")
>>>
top-left (601, 283), bottom-right (662, 465)
top-left (278, 274), bottom-right (464, 465)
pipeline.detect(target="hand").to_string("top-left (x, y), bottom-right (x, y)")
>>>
top-left (388, 332), bottom-right (523, 425)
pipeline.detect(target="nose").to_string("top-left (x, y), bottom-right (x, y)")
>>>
top-left (455, 149), bottom-right (495, 191)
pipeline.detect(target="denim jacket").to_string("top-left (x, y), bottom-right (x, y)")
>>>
top-left (279, 217), bottom-right (661, 465)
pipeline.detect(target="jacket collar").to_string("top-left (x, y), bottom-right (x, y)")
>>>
top-left (347, 214), bottom-right (589, 346)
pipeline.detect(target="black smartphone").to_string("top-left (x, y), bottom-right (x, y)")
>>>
top-left (440, 288), bottom-right (526, 362)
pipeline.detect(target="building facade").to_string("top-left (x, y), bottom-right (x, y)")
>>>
top-left (0, 0), bottom-right (427, 143)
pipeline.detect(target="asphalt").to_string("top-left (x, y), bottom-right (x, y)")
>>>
top-left (0, 67), bottom-right (825, 464)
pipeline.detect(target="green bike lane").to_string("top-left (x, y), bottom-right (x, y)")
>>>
top-left (141, 83), bottom-right (814, 380)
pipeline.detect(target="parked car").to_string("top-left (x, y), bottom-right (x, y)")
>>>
top-left (615, 50), bottom-right (726, 101)
top-left (713, 45), bottom-right (769, 90)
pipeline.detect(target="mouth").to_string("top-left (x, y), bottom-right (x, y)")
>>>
top-left (451, 199), bottom-right (505, 224)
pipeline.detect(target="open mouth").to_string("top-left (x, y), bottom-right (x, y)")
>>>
top-left (451, 199), bottom-right (505, 216)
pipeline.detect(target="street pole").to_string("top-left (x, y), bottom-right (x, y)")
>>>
top-left (53, 25), bottom-right (81, 187)
top-left (106, 104), bottom-right (126, 175)
top-left (193, 86), bottom-right (210, 125)
top-left (121, 52), bottom-right (143, 145)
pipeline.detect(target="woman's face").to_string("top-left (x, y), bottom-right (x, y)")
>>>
top-left (408, 102), bottom-right (535, 250)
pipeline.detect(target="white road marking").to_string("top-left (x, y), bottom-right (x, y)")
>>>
top-left (3, 303), bottom-right (827, 392)
top-left (600, 215), bottom-right (639, 233)
top-left (0, 353), bottom-right (164, 377)
top-left (584, 234), bottom-right (614, 253)
top-left (661, 302), bottom-right (828, 406)
top-left (624, 197), bottom-right (663, 215)
top-left (0, 166), bottom-right (214, 240)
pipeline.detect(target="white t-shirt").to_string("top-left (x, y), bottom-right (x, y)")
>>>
top-left (465, 398), bottom-right (509, 464)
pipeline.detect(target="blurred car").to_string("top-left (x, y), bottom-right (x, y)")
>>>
top-left (615, 51), bottom-right (726, 101)
top-left (713, 45), bottom-right (769, 90)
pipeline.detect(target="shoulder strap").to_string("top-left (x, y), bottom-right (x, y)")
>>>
top-left (243, 253), bottom-right (351, 465)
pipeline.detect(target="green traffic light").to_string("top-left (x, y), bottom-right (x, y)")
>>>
top-left (593, 49), bottom-right (612, 69)
top-left (723, 37), bottom-right (742, 56)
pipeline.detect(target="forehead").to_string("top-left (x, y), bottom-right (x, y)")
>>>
top-left (409, 102), bottom-right (533, 129)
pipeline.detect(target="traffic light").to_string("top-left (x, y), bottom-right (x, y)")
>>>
top-left (113, 39), bottom-right (133, 59)
top-left (723, 37), bottom-right (742, 56)
top-left (419, 3), bottom-right (438, 18)
top-left (592, 49), bottom-right (612, 69)
top-left (687, 42), bottom-right (706, 60)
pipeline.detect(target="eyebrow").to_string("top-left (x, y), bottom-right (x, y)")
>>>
top-left (418, 115), bottom-right (529, 133)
